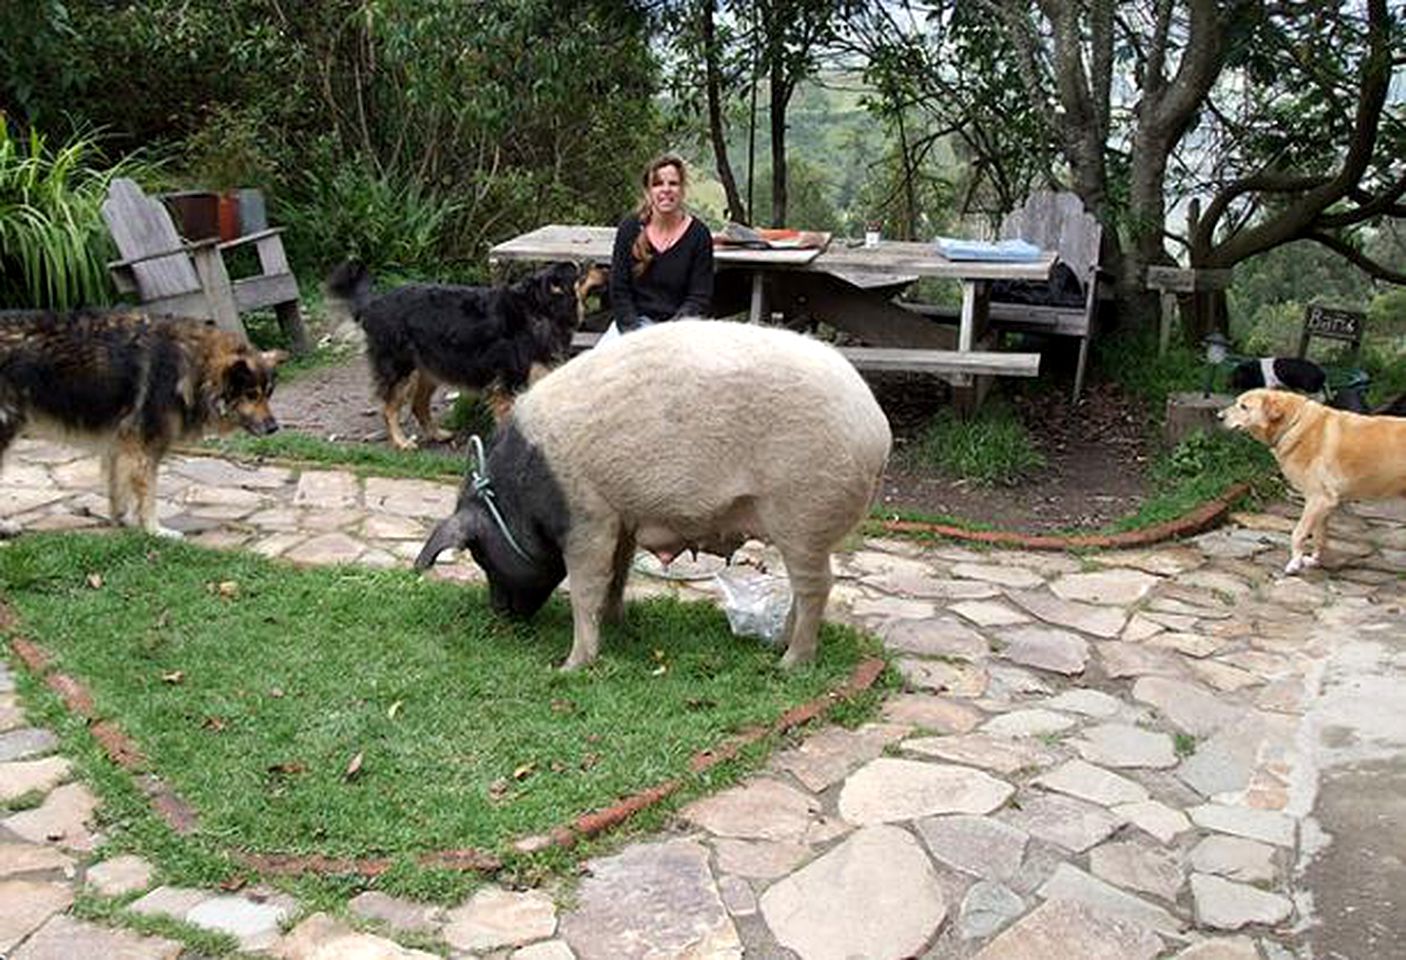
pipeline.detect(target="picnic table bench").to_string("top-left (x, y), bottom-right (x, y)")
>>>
top-left (490, 224), bottom-right (1056, 388)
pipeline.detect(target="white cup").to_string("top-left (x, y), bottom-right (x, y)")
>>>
top-left (864, 229), bottom-right (880, 249)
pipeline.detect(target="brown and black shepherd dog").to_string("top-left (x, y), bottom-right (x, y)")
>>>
top-left (325, 260), bottom-right (608, 449)
top-left (0, 309), bottom-right (285, 538)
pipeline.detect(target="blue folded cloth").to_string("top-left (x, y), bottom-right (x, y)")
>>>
top-left (934, 237), bottom-right (1044, 261)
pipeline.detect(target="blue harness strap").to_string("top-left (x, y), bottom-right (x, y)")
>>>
top-left (467, 434), bottom-right (532, 563)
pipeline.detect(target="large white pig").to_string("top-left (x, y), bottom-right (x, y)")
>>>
top-left (415, 319), bottom-right (892, 670)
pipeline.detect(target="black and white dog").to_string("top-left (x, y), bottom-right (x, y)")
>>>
top-left (1228, 357), bottom-right (1327, 395)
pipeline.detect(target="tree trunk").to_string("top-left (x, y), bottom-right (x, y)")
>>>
top-left (769, 59), bottom-right (788, 227)
top-left (702, 1), bottom-right (746, 223)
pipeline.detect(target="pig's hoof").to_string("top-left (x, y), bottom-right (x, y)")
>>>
top-left (1283, 555), bottom-right (1305, 575)
top-left (778, 649), bottom-right (814, 670)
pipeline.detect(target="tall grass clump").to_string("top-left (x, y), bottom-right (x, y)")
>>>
top-left (0, 126), bottom-right (154, 309)
top-left (901, 400), bottom-right (1046, 486)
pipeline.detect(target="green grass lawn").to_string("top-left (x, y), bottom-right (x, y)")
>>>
top-left (0, 533), bottom-right (882, 868)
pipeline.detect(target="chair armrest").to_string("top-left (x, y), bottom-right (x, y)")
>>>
top-left (107, 237), bottom-right (220, 270)
top-left (216, 227), bottom-right (284, 252)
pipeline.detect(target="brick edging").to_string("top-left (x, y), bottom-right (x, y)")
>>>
top-left (3, 614), bottom-right (885, 880)
top-left (874, 482), bottom-right (1251, 550)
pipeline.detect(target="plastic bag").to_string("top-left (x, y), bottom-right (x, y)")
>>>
top-left (713, 565), bottom-right (791, 646)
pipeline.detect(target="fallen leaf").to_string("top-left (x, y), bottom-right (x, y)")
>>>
top-left (550, 760), bottom-right (567, 773)
top-left (268, 761), bottom-right (306, 776)
top-left (550, 698), bottom-right (575, 714)
top-left (344, 751), bottom-right (364, 781)
top-left (512, 762), bottom-right (536, 781)
top-left (161, 670), bottom-right (185, 685)
top-left (268, 687), bottom-right (285, 699)
top-left (650, 664), bottom-right (667, 676)
top-left (387, 700), bottom-right (402, 720)
top-left (201, 716), bottom-right (227, 732)
top-left (219, 874), bottom-right (248, 892)
top-left (215, 580), bottom-right (239, 599)
top-left (580, 752), bottom-right (600, 770)
top-left (86, 573), bottom-right (103, 589)
top-left (488, 777), bottom-right (511, 801)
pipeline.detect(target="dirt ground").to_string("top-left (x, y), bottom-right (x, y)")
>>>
top-left (271, 348), bottom-right (1152, 534)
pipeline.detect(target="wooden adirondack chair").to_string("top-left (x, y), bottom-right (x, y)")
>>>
top-left (992, 190), bottom-right (1107, 400)
top-left (101, 177), bottom-right (308, 353)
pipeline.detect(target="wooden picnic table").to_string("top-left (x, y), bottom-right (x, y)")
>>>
top-left (489, 224), bottom-right (1057, 385)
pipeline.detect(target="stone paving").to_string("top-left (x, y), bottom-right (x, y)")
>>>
top-left (2, 435), bottom-right (1405, 958)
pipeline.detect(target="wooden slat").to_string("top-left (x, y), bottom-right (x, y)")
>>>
top-left (568, 332), bottom-right (1038, 377)
top-left (232, 273), bottom-right (300, 312)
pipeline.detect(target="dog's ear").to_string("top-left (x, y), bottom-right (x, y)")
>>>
top-left (1260, 391), bottom-right (1289, 424)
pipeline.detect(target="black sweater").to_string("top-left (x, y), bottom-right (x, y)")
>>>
top-left (609, 216), bottom-right (714, 330)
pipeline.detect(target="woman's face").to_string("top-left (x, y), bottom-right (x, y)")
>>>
top-left (648, 164), bottom-right (684, 217)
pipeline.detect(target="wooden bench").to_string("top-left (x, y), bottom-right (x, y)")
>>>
top-left (569, 331), bottom-right (1039, 378)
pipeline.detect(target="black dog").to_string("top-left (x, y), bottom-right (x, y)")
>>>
top-left (326, 261), bottom-right (607, 449)
top-left (1228, 357), bottom-right (1327, 395)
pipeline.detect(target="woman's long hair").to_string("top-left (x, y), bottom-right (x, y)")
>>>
top-left (631, 153), bottom-right (688, 279)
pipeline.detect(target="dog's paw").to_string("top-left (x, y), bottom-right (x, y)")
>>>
top-left (152, 525), bottom-right (186, 540)
top-left (1284, 555), bottom-right (1305, 575)
top-left (1302, 554), bottom-right (1321, 569)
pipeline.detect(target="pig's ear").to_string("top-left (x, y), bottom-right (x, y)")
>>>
top-left (414, 509), bottom-right (473, 570)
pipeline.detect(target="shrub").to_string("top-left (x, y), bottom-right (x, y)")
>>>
top-left (0, 126), bottom-right (156, 309)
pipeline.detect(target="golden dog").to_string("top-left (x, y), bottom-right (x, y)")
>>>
top-left (1220, 388), bottom-right (1406, 574)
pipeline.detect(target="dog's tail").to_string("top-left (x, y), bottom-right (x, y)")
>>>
top-left (324, 260), bottom-right (373, 323)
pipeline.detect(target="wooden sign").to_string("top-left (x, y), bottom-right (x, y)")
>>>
top-left (1298, 303), bottom-right (1365, 359)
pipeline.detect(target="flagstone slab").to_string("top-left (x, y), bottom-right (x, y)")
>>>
top-left (347, 891), bottom-right (445, 934)
top-left (12, 914), bottom-right (181, 960)
top-left (271, 912), bottom-right (439, 960)
top-left (1034, 759), bottom-right (1149, 806)
top-left (1043, 689), bottom-right (1125, 719)
top-left (1098, 545), bottom-right (1205, 576)
top-left (560, 838), bottom-right (740, 960)
top-left (187, 894), bottom-right (296, 952)
top-left (443, 887), bottom-right (557, 952)
top-left (711, 838), bottom-right (811, 880)
top-left (283, 532), bottom-right (366, 565)
top-left (1147, 631), bottom-right (1226, 658)
top-left (882, 694), bottom-right (984, 733)
top-left (1075, 724), bottom-right (1177, 769)
top-left (951, 563), bottom-right (1046, 589)
top-left (1188, 804), bottom-right (1296, 847)
top-left (838, 757), bottom-right (1013, 824)
top-left (1177, 568), bottom-right (1254, 599)
top-left (1112, 800), bottom-right (1193, 845)
top-left (1050, 569), bottom-right (1160, 606)
top-left (981, 709), bottom-right (1078, 739)
top-left (897, 658), bottom-right (989, 697)
top-left (1098, 642), bottom-right (1189, 680)
top-left (0, 843), bottom-right (74, 879)
top-left (759, 824), bottom-right (946, 960)
top-left (1132, 677), bottom-right (1243, 737)
top-left (880, 617), bottom-right (989, 659)
top-left (1190, 873), bottom-right (1292, 930)
top-left (851, 596), bottom-right (939, 623)
top-left (85, 854), bottom-right (155, 896)
top-left (771, 722), bottom-right (909, 792)
top-left (902, 733), bottom-right (1058, 775)
top-left (0, 757), bottom-right (72, 802)
top-left (0, 489), bottom-right (71, 518)
top-left (513, 941), bottom-right (576, 960)
top-left (292, 470), bottom-right (360, 509)
top-left (363, 477), bottom-right (458, 518)
top-left (1010, 589), bottom-right (1128, 638)
top-left (1176, 717), bottom-right (1280, 799)
top-left (959, 881), bottom-right (1025, 940)
top-left (1168, 936), bottom-right (1264, 959)
top-left (915, 814), bottom-right (1028, 881)
top-left (999, 793), bottom-right (1124, 853)
top-left (0, 728), bottom-right (60, 763)
top-left (951, 599), bottom-right (1031, 626)
top-left (1088, 840), bottom-right (1184, 901)
top-left (970, 896), bottom-right (1161, 960)
top-left (997, 625), bottom-right (1089, 675)
top-left (1188, 835), bottom-right (1279, 884)
top-left (3, 782), bottom-right (99, 850)
top-left (680, 778), bottom-right (820, 841)
top-left (1038, 863), bottom-right (1183, 935)
top-left (1122, 613), bottom-right (1166, 642)
top-left (0, 880), bottom-right (74, 953)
